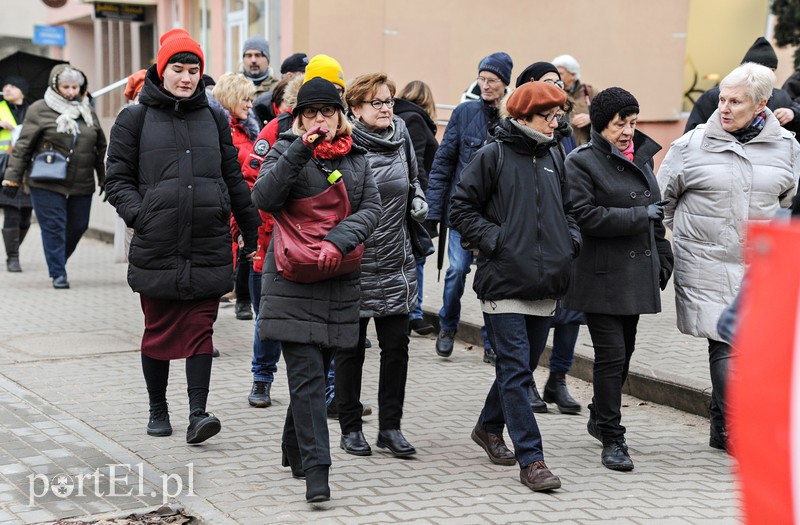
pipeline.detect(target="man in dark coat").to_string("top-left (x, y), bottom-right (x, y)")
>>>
top-left (685, 37), bottom-right (800, 137)
top-left (426, 51), bottom-right (513, 363)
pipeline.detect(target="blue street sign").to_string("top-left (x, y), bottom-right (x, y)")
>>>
top-left (33, 26), bottom-right (66, 47)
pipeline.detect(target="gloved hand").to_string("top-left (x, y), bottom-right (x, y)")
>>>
top-left (646, 201), bottom-right (666, 221)
top-left (98, 185), bottom-right (108, 202)
top-left (317, 240), bottom-right (343, 273)
top-left (659, 266), bottom-right (672, 291)
top-left (410, 197), bottom-right (428, 223)
top-left (2, 184), bottom-right (19, 200)
top-left (302, 125), bottom-right (330, 149)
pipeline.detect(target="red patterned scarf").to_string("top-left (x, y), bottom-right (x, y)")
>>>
top-left (314, 135), bottom-right (353, 159)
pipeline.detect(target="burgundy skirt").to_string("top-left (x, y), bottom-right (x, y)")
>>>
top-left (139, 295), bottom-right (219, 360)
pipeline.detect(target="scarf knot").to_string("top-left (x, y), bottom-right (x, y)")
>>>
top-left (44, 87), bottom-right (94, 135)
top-left (314, 135), bottom-right (353, 159)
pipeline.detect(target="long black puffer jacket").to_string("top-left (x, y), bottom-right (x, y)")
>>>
top-left (105, 65), bottom-right (260, 300)
top-left (450, 119), bottom-right (581, 302)
top-left (252, 134), bottom-right (382, 349)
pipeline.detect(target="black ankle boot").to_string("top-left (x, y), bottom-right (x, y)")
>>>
top-left (281, 442), bottom-right (305, 479)
top-left (147, 401), bottom-right (172, 437)
top-left (3, 228), bottom-right (21, 272)
top-left (528, 379), bottom-right (547, 413)
top-left (304, 465), bottom-right (330, 503)
top-left (543, 372), bottom-right (581, 414)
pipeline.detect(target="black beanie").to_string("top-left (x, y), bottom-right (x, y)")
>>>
top-left (515, 62), bottom-right (559, 88)
top-left (2, 75), bottom-right (29, 96)
top-left (589, 87), bottom-right (639, 132)
top-left (741, 37), bottom-right (778, 69)
top-left (294, 77), bottom-right (344, 114)
top-left (281, 53), bottom-right (309, 75)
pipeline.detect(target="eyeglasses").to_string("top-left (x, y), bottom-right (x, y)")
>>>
top-left (366, 98), bottom-right (394, 110)
top-left (301, 106), bottom-right (337, 119)
top-left (476, 76), bottom-right (503, 86)
top-left (535, 111), bottom-right (565, 123)
top-left (543, 78), bottom-right (566, 90)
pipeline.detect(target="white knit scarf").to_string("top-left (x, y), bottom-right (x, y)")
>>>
top-left (43, 87), bottom-right (94, 135)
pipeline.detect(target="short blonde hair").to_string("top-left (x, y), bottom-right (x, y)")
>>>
top-left (212, 72), bottom-right (256, 113)
top-left (720, 62), bottom-right (775, 106)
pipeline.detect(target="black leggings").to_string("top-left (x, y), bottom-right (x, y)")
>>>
top-left (141, 353), bottom-right (213, 413)
top-left (2, 206), bottom-right (33, 231)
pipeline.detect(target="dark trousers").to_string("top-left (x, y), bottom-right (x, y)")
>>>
top-left (282, 342), bottom-right (334, 470)
top-left (480, 312), bottom-right (551, 467)
top-left (585, 313), bottom-right (640, 445)
top-left (234, 247), bottom-right (250, 304)
top-left (708, 338), bottom-right (730, 434)
top-left (29, 188), bottom-right (91, 278)
top-left (2, 205), bottom-right (32, 258)
top-left (336, 314), bottom-right (410, 433)
top-left (530, 320), bottom-right (580, 374)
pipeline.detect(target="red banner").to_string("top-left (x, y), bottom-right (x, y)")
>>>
top-left (731, 221), bottom-right (800, 524)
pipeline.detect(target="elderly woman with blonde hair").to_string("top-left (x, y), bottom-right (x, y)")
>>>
top-left (659, 62), bottom-right (800, 452)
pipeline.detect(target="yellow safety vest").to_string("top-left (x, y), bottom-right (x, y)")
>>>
top-left (0, 100), bottom-right (18, 152)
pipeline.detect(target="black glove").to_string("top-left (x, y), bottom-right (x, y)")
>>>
top-left (2, 184), bottom-right (19, 200)
top-left (98, 185), bottom-right (108, 202)
top-left (659, 266), bottom-right (671, 291)
top-left (646, 203), bottom-right (665, 221)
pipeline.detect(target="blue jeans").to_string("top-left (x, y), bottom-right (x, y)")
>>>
top-left (409, 258), bottom-right (425, 321)
top-left (29, 188), bottom-right (91, 278)
top-left (249, 265), bottom-right (282, 383)
top-left (479, 312), bottom-right (551, 467)
top-left (439, 229), bottom-right (491, 350)
top-left (531, 321), bottom-right (580, 374)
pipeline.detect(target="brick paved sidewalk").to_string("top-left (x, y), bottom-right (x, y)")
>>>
top-left (0, 226), bottom-right (738, 524)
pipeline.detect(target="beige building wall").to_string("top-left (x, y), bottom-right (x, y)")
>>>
top-left (289, 0), bottom-right (690, 123)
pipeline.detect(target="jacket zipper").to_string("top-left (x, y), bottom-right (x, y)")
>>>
top-left (534, 157), bottom-right (543, 269)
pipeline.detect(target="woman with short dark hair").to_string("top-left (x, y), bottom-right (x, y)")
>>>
top-left (105, 29), bottom-right (260, 447)
top-left (563, 86), bottom-right (673, 472)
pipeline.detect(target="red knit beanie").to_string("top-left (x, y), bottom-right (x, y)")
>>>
top-left (124, 69), bottom-right (147, 101)
top-left (157, 29), bottom-right (204, 79)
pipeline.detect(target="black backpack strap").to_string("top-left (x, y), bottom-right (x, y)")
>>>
top-left (277, 112), bottom-right (292, 135)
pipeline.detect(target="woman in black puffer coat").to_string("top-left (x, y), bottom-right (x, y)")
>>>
top-left (105, 30), bottom-right (260, 448)
top-left (252, 77), bottom-right (381, 503)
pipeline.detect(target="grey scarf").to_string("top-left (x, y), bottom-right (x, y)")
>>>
top-left (510, 119), bottom-right (555, 144)
top-left (43, 87), bottom-right (94, 135)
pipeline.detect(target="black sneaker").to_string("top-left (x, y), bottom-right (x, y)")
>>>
top-left (409, 318), bottom-right (435, 336)
top-left (436, 330), bottom-right (455, 357)
top-left (248, 381), bottom-right (272, 408)
top-left (186, 410), bottom-right (221, 444)
top-left (147, 403), bottom-right (172, 437)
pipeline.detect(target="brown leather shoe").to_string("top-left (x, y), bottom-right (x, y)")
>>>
top-left (471, 423), bottom-right (516, 466)
top-left (519, 461), bottom-right (561, 492)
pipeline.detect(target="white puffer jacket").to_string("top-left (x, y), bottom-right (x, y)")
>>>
top-left (658, 108), bottom-right (799, 339)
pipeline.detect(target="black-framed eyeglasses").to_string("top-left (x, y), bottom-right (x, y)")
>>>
top-left (301, 105), bottom-right (337, 119)
top-left (543, 78), bottom-right (565, 90)
top-left (535, 111), bottom-right (565, 123)
top-left (366, 98), bottom-right (394, 110)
